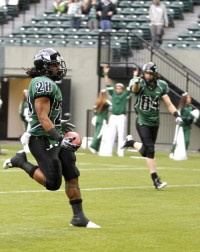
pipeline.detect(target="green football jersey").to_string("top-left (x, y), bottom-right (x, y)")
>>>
top-left (106, 86), bottom-right (131, 115)
top-left (131, 78), bottom-right (169, 126)
top-left (27, 76), bottom-right (63, 141)
top-left (181, 104), bottom-right (193, 128)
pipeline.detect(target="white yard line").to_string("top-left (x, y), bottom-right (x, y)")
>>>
top-left (0, 166), bottom-right (200, 172)
top-left (0, 184), bottom-right (200, 195)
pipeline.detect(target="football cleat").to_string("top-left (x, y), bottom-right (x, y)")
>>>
top-left (154, 178), bottom-right (167, 189)
top-left (86, 221), bottom-right (101, 229)
top-left (121, 135), bottom-right (134, 148)
top-left (3, 150), bottom-right (27, 169)
top-left (70, 220), bottom-right (101, 229)
top-left (89, 147), bottom-right (96, 154)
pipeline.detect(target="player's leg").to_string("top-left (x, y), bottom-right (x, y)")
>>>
top-left (29, 136), bottom-right (62, 190)
top-left (116, 114), bottom-right (126, 157)
top-left (136, 123), bottom-right (167, 189)
top-left (3, 150), bottom-right (42, 182)
top-left (106, 115), bottom-right (117, 156)
top-left (3, 137), bottom-right (62, 190)
top-left (183, 127), bottom-right (190, 150)
top-left (90, 120), bottom-right (103, 153)
top-left (60, 148), bottom-right (101, 228)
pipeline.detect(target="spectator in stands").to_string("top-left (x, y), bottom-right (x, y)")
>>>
top-left (103, 65), bottom-right (132, 157)
top-left (67, 0), bottom-right (82, 29)
top-left (149, 0), bottom-right (168, 47)
top-left (82, 0), bottom-right (90, 16)
top-left (90, 90), bottom-right (111, 154)
top-left (88, 0), bottom-right (99, 30)
top-left (53, 0), bottom-right (67, 15)
top-left (97, 0), bottom-right (116, 31)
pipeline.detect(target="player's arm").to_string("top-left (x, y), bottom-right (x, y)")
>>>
top-left (162, 94), bottom-right (182, 124)
top-left (34, 96), bottom-right (54, 132)
top-left (129, 77), bottom-right (141, 93)
top-left (103, 66), bottom-right (111, 86)
top-left (34, 96), bottom-right (79, 151)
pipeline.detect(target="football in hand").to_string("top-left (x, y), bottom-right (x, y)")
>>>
top-left (64, 131), bottom-right (82, 147)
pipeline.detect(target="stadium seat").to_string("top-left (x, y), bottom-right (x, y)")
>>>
top-left (181, 0), bottom-right (194, 12)
top-left (63, 28), bottom-right (77, 35)
top-left (53, 39), bottom-right (67, 47)
top-left (76, 28), bottom-right (90, 36)
top-left (66, 39), bottom-right (82, 47)
top-left (118, 1), bottom-right (132, 8)
top-left (111, 14), bottom-right (125, 22)
top-left (120, 8), bottom-right (135, 15)
top-left (174, 41), bottom-right (190, 48)
top-left (37, 27), bottom-right (52, 36)
top-left (7, 0), bottom-right (19, 18)
top-left (88, 29), bottom-right (102, 36)
top-left (165, 2), bottom-right (184, 20)
top-left (50, 27), bottom-right (66, 36)
top-left (80, 39), bottom-right (97, 48)
top-left (188, 41), bottom-right (200, 49)
top-left (112, 21), bottom-right (127, 30)
top-left (136, 14), bottom-right (150, 24)
top-left (18, 0), bottom-right (30, 11)
top-left (134, 8), bottom-right (149, 16)
top-left (34, 20), bottom-right (50, 28)
top-left (191, 30), bottom-right (200, 39)
top-left (131, 1), bottom-right (146, 8)
top-left (187, 22), bottom-right (200, 32)
top-left (124, 14), bottom-right (138, 22)
top-left (126, 22), bottom-right (139, 30)
top-left (0, 36), bottom-right (21, 45)
top-left (177, 30), bottom-right (193, 40)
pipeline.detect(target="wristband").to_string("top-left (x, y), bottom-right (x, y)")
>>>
top-left (173, 111), bottom-right (179, 118)
top-left (47, 128), bottom-right (62, 143)
top-left (103, 72), bottom-right (108, 76)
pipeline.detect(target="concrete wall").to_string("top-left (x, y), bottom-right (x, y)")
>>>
top-left (163, 49), bottom-right (200, 76)
top-left (4, 46), bottom-right (99, 139)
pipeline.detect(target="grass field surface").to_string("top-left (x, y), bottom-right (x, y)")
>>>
top-left (0, 143), bottom-right (199, 252)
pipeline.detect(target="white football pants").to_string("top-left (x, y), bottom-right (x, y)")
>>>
top-left (106, 114), bottom-right (126, 156)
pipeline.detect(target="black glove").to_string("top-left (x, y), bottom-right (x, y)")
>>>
top-left (61, 120), bottom-right (76, 133)
top-left (60, 137), bottom-right (80, 152)
top-left (121, 135), bottom-right (134, 148)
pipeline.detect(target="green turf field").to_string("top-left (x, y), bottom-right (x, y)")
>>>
top-left (0, 143), bottom-right (199, 252)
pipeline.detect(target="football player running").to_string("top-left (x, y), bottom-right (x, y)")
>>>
top-left (122, 62), bottom-right (182, 189)
top-left (3, 48), bottom-right (100, 228)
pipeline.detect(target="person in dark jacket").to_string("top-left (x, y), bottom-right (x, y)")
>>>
top-left (97, 0), bottom-right (116, 30)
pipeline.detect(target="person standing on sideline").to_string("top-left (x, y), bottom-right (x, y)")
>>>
top-left (149, 0), bottom-right (168, 47)
top-left (103, 65), bottom-right (132, 157)
top-left (19, 89), bottom-right (29, 132)
top-left (176, 93), bottom-right (195, 150)
top-left (3, 48), bottom-right (100, 228)
top-left (90, 90), bottom-right (111, 154)
top-left (0, 98), bottom-right (7, 155)
top-left (122, 62), bottom-right (182, 189)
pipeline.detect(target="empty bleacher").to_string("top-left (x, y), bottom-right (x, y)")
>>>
top-left (1, 0), bottom-right (200, 50)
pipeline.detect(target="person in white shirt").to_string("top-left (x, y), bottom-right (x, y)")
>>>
top-left (149, 0), bottom-right (168, 47)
